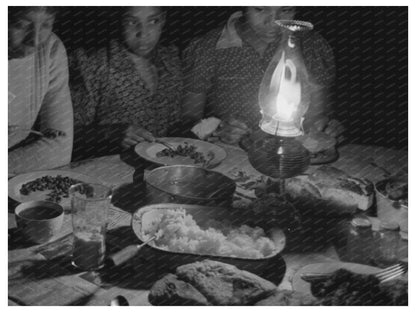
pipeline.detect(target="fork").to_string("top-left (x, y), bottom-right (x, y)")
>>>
top-left (154, 138), bottom-right (176, 152)
top-left (9, 125), bottom-right (66, 138)
top-left (301, 262), bottom-right (408, 284)
top-left (9, 125), bottom-right (45, 137)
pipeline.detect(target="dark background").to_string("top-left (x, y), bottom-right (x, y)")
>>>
top-left (54, 6), bottom-right (408, 150)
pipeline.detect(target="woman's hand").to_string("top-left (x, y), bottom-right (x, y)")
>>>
top-left (305, 116), bottom-right (346, 144)
top-left (121, 125), bottom-right (155, 149)
top-left (213, 117), bottom-right (251, 145)
top-left (324, 119), bottom-right (345, 140)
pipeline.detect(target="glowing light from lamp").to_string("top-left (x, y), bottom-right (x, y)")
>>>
top-left (260, 50), bottom-right (303, 137)
top-left (271, 51), bottom-right (301, 123)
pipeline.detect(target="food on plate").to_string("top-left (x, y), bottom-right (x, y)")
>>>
top-left (308, 269), bottom-right (408, 305)
top-left (243, 192), bottom-right (301, 232)
top-left (149, 260), bottom-right (277, 305)
top-left (19, 175), bottom-right (83, 202)
top-left (379, 278), bottom-right (408, 305)
top-left (156, 142), bottom-right (213, 165)
top-left (149, 273), bottom-right (209, 305)
top-left (42, 128), bottom-right (67, 139)
top-left (286, 166), bottom-right (374, 214)
top-left (228, 167), bottom-right (252, 183)
top-left (144, 208), bottom-right (277, 259)
top-left (227, 167), bottom-right (266, 197)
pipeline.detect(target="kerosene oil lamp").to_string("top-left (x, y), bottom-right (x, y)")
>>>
top-left (248, 20), bottom-right (314, 191)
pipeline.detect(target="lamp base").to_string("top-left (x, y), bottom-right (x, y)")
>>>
top-left (248, 133), bottom-right (310, 179)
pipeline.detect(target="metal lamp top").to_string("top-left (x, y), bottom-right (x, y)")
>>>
top-left (274, 20), bottom-right (314, 32)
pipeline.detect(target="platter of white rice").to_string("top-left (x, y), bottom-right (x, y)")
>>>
top-left (136, 205), bottom-right (285, 259)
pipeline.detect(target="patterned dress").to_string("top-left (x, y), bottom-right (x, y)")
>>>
top-left (69, 40), bottom-right (183, 160)
top-left (183, 12), bottom-right (335, 130)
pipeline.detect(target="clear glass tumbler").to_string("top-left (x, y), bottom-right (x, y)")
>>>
top-left (69, 183), bottom-right (112, 271)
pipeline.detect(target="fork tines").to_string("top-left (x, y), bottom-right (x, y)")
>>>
top-left (377, 262), bottom-right (407, 283)
top-left (155, 139), bottom-right (176, 152)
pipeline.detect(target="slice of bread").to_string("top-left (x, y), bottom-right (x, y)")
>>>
top-left (191, 117), bottom-right (221, 140)
top-left (286, 166), bottom-right (374, 214)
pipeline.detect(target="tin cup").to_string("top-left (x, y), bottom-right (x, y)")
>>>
top-left (69, 183), bottom-right (112, 271)
top-left (15, 200), bottom-right (64, 244)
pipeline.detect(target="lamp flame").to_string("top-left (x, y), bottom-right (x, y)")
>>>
top-left (270, 51), bottom-right (301, 123)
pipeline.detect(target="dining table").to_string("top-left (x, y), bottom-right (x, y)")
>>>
top-left (8, 142), bottom-right (408, 306)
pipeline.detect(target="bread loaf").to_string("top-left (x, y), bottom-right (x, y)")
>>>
top-left (286, 166), bottom-right (374, 214)
top-left (149, 260), bottom-right (277, 305)
top-left (148, 273), bottom-right (209, 306)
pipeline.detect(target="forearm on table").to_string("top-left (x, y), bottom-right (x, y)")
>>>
top-left (8, 134), bottom-right (72, 174)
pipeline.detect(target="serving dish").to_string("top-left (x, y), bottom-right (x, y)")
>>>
top-left (145, 165), bottom-right (236, 207)
top-left (135, 137), bottom-right (227, 169)
top-left (130, 203), bottom-right (287, 285)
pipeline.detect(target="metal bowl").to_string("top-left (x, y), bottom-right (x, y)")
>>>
top-left (145, 165), bottom-right (236, 207)
top-left (131, 203), bottom-right (286, 285)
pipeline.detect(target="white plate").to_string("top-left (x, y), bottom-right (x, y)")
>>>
top-left (292, 262), bottom-right (381, 295)
top-left (134, 137), bottom-right (227, 169)
top-left (8, 170), bottom-right (101, 206)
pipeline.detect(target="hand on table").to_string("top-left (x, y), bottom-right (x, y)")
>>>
top-left (121, 125), bottom-right (155, 149)
top-left (213, 117), bottom-right (251, 145)
top-left (306, 116), bottom-right (346, 144)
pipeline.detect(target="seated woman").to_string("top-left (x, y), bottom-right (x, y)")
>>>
top-left (183, 6), bottom-right (343, 144)
top-left (8, 6), bottom-right (74, 175)
top-left (69, 6), bottom-right (182, 161)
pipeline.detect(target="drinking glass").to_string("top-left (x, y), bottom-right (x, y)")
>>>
top-left (69, 183), bottom-right (112, 271)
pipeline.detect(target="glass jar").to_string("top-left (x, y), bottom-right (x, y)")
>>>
top-left (374, 221), bottom-right (400, 267)
top-left (345, 217), bottom-right (376, 265)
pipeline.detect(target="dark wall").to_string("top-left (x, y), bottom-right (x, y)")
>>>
top-left (54, 6), bottom-right (408, 150)
top-left (297, 7), bottom-right (408, 150)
